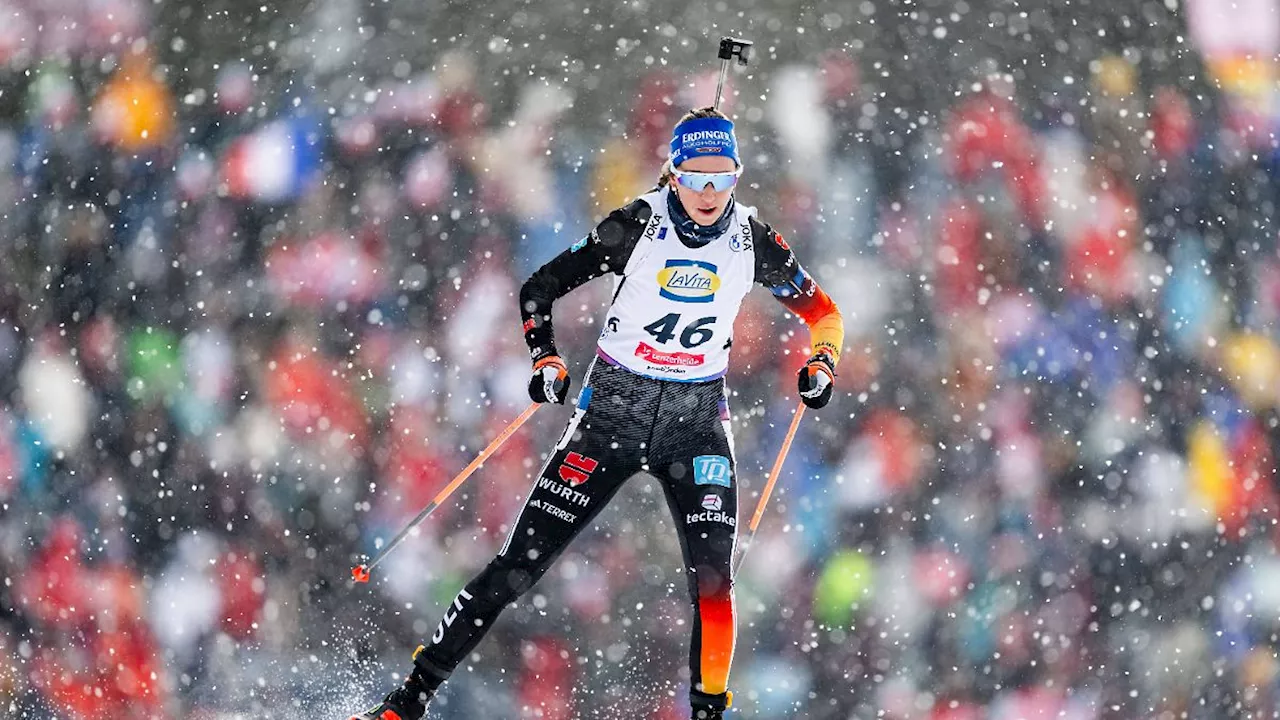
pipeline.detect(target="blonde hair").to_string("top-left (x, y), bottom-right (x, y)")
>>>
top-left (656, 106), bottom-right (731, 188)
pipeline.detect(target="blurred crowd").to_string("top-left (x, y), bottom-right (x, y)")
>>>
top-left (3, 3), bottom-right (1280, 720)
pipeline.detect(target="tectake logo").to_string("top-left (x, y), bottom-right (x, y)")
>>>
top-left (657, 259), bottom-right (720, 303)
top-left (686, 510), bottom-right (736, 527)
top-left (702, 493), bottom-right (722, 511)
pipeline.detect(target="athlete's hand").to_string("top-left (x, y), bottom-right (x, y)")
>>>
top-left (528, 355), bottom-right (572, 404)
top-left (797, 353), bottom-right (835, 409)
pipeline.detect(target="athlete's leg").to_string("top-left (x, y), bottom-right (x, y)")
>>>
top-left (653, 387), bottom-right (739, 716)
top-left (418, 415), bottom-right (641, 675)
top-left (353, 408), bottom-right (635, 720)
top-left (416, 363), bottom-right (654, 682)
top-left (351, 364), bottom-right (658, 720)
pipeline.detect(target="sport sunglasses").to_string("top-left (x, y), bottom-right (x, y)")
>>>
top-left (671, 166), bottom-right (743, 192)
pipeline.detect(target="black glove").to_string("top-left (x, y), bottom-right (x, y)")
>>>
top-left (528, 355), bottom-right (572, 404)
top-left (797, 352), bottom-right (836, 409)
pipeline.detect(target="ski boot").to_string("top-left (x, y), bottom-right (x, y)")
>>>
top-left (349, 684), bottom-right (427, 720)
top-left (691, 689), bottom-right (733, 719)
top-left (349, 646), bottom-right (447, 720)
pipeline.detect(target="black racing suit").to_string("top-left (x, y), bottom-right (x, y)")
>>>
top-left (414, 197), bottom-right (820, 706)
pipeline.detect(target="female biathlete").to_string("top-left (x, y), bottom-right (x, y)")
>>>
top-left (351, 107), bottom-right (845, 720)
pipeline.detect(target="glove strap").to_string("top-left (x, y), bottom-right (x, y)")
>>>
top-left (533, 355), bottom-right (566, 372)
top-left (807, 352), bottom-right (836, 377)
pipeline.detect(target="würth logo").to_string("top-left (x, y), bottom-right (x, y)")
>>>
top-left (558, 452), bottom-right (599, 487)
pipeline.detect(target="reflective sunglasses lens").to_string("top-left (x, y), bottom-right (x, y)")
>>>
top-left (710, 174), bottom-right (739, 191)
top-left (675, 173), bottom-right (707, 190)
top-left (676, 172), bottom-right (738, 192)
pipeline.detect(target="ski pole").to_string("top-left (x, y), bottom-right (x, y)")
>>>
top-left (713, 36), bottom-right (753, 110)
top-left (352, 402), bottom-right (541, 583)
top-left (734, 401), bottom-right (806, 575)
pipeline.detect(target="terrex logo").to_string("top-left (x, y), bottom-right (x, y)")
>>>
top-left (657, 259), bottom-right (720, 303)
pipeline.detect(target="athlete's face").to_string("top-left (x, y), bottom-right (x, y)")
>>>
top-left (673, 155), bottom-right (738, 227)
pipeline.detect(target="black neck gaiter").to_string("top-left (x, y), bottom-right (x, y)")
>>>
top-left (666, 188), bottom-right (735, 247)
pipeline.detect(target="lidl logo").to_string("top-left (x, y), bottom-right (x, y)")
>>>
top-left (657, 259), bottom-right (720, 303)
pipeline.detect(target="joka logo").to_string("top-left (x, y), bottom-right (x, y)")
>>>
top-left (693, 455), bottom-right (731, 487)
top-left (657, 259), bottom-right (720, 303)
top-left (558, 452), bottom-right (599, 487)
top-left (702, 493), bottom-right (723, 512)
top-left (643, 213), bottom-right (664, 242)
top-left (432, 588), bottom-right (475, 644)
top-left (738, 222), bottom-right (752, 248)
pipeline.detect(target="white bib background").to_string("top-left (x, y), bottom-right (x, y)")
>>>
top-left (596, 188), bottom-right (757, 382)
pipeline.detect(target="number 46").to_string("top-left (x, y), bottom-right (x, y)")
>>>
top-left (643, 313), bottom-right (716, 348)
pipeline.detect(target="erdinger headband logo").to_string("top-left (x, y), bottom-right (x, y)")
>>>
top-left (670, 117), bottom-right (739, 166)
top-left (681, 130), bottom-right (734, 146)
top-left (657, 259), bottom-right (720, 303)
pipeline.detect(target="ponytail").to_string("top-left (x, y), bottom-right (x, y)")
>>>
top-left (656, 158), bottom-right (674, 188)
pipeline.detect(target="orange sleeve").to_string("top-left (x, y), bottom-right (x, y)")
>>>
top-left (777, 283), bottom-right (844, 366)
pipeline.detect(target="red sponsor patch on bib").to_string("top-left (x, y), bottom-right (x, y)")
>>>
top-left (635, 342), bottom-right (705, 367)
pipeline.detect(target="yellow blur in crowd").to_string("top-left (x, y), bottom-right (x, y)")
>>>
top-left (91, 49), bottom-right (174, 152)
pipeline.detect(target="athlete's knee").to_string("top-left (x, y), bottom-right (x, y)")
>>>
top-left (704, 530), bottom-right (736, 557)
top-left (476, 551), bottom-right (547, 601)
top-left (692, 563), bottom-right (733, 598)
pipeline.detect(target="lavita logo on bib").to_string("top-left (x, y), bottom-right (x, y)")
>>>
top-left (656, 259), bottom-right (720, 303)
